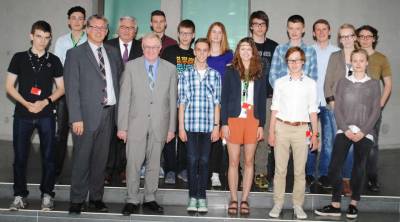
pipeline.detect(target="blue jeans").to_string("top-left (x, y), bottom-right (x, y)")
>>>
top-left (306, 107), bottom-right (353, 178)
top-left (186, 132), bottom-right (211, 199)
top-left (13, 116), bottom-right (56, 197)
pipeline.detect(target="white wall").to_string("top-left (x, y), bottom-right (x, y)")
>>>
top-left (251, 0), bottom-right (400, 149)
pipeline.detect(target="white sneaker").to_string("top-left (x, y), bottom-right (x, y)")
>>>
top-left (293, 205), bottom-right (307, 219)
top-left (41, 194), bottom-right (54, 211)
top-left (211, 173), bottom-right (221, 187)
top-left (269, 204), bottom-right (282, 218)
top-left (9, 196), bottom-right (27, 211)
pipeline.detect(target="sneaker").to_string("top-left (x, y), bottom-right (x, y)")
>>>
top-left (197, 199), bottom-right (208, 212)
top-left (186, 197), bottom-right (197, 212)
top-left (104, 175), bottom-right (112, 186)
top-left (305, 175), bottom-right (315, 193)
top-left (346, 204), bottom-right (358, 219)
top-left (314, 204), bottom-right (341, 217)
top-left (211, 173), bottom-right (221, 187)
top-left (9, 196), bottom-right (27, 211)
top-left (164, 171), bottom-right (176, 184)
top-left (159, 167), bottom-right (165, 178)
top-left (318, 176), bottom-right (332, 189)
top-left (269, 204), bottom-right (282, 218)
top-left (140, 166), bottom-right (145, 178)
top-left (368, 179), bottom-right (380, 192)
top-left (177, 170), bottom-right (188, 182)
top-left (41, 194), bottom-right (54, 211)
top-left (293, 205), bottom-right (307, 219)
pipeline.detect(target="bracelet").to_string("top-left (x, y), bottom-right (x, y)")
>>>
top-left (213, 123), bottom-right (219, 126)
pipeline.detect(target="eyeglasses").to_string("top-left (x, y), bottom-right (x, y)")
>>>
top-left (340, 34), bottom-right (355, 40)
top-left (88, 25), bottom-right (108, 32)
top-left (358, 35), bottom-right (374, 40)
top-left (120, 26), bottom-right (136, 31)
top-left (287, 59), bottom-right (303, 64)
top-left (143, 46), bottom-right (161, 51)
top-left (252, 22), bottom-right (266, 28)
top-left (179, 32), bottom-right (193, 37)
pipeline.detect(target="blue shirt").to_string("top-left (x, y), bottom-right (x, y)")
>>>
top-left (54, 32), bottom-right (87, 65)
top-left (178, 66), bottom-right (221, 133)
top-left (144, 58), bottom-right (160, 81)
top-left (207, 50), bottom-right (233, 80)
top-left (269, 41), bottom-right (318, 88)
top-left (312, 43), bottom-right (340, 106)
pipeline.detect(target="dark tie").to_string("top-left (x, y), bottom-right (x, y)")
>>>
top-left (97, 47), bottom-right (108, 105)
top-left (122, 43), bottom-right (129, 64)
top-left (148, 64), bottom-right (155, 90)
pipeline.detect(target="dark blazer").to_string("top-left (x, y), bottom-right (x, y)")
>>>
top-left (105, 37), bottom-right (143, 61)
top-left (64, 41), bottom-right (123, 131)
top-left (221, 65), bottom-right (267, 127)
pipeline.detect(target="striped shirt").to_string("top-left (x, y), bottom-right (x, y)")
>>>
top-left (178, 66), bottom-right (221, 133)
top-left (269, 41), bottom-right (318, 88)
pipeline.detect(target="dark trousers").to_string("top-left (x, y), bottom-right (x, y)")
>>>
top-left (329, 133), bottom-right (373, 202)
top-left (55, 96), bottom-right (69, 177)
top-left (187, 132), bottom-right (212, 199)
top-left (105, 126), bottom-right (126, 177)
top-left (13, 116), bottom-right (56, 197)
top-left (163, 116), bottom-right (186, 174)
top-left (266, 148), bottom-right (275, 181)
top-left (70, 106), bottom-right (113, 203)
top-left (209, 139), bottom-right (224, 174)
top-left (367, 112), bottom-right (382, 181)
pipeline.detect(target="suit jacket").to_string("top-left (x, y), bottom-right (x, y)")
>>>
top-left (221, 66), bottom-right (267, 127)
top-left (105, 37), bottom-right (143, 61)
top-left (118, 56), bottom-right (177, 142)
top-left (64, 41), bottom-right (123, 131)
top-left (324, 50), bottom-right (346, 103)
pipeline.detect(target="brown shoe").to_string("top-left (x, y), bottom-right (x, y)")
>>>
top-left (342, 179), bottom-right (352, 197)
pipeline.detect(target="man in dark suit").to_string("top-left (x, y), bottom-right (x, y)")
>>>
top-left (104, 16), bottom-right (143, 186)
top-left (64, 14), bottom-right (123, 214)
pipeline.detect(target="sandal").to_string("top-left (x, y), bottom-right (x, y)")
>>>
top-left (228, 200), bottom-right (238, 215)
top-left (240, 201), bottom-right (250, 215)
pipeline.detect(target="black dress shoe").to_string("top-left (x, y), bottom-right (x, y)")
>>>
top-left (122, 203), bottom-right (140, 216)
top-left (143, 201), bottom-right (164, 213)
top-left (88, 200), bottom-right (108, 212)
top-left (69, 202), bottom-right (85, 215)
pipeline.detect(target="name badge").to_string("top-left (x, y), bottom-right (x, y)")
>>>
top-left (30, 87), bottom-right (42, 96)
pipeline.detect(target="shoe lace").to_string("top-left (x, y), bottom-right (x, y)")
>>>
top-left (13, 196), bottom-right (24, 207)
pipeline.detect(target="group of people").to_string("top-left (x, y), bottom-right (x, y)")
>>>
top-left (5, 5), bottom-right (392, 220)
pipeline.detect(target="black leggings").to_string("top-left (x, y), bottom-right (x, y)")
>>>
top-left (328, 133), bottom-right (373, 202)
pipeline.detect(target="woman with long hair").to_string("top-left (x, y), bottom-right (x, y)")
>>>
top-left (221, 37), bottom-right (266, 215)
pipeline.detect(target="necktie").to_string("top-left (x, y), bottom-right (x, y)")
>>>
top-left (122, 43), bottom-right (129, 64)
top-left (97, 47), bottom-right (108, 105)
top-left (148, 64), bottom-right (155, 90)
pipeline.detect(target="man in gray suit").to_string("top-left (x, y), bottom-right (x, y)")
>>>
top-left (64, 15), bottom-right (123, 214)
top-left (117, 33), bottom-right (177, 215)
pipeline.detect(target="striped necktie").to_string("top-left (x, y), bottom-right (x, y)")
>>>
top-left (97, 47), bottom-right (108, 105)
top-left (148, 64), bottom-right (155, 90)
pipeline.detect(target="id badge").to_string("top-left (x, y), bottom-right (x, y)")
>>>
top-left (30, 86), bottom-right (42, 96)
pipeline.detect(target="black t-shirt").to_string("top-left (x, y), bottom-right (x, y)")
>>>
top-left (255, 38), bottom-right (278, 98)
top-left (161, 45), bottom-right (195, 74)
top-left (7, 49), bottom-right (63, 118)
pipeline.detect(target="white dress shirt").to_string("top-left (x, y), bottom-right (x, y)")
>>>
top-left (271, 74), bottom-right (319, 122)
top-left (88, 41), bottom-right (117, 106)
top-left (119, 38), bottom-right (132, 58)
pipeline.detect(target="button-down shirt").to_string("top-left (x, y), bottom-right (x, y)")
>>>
top-left (119, 38), bottom-right (132, 58)
top-left (312, 43), bottom-right (340, 106)
top-left (54, 32), bottom-right (87, 65)
top-left (178, 66), bottom-right (221, 133)
top-left (88, 41), bottom-right (116, 105)
top-left (269, 41), bottom-right (318, 88)
top-left (271, 74), bottom-right (319, 122)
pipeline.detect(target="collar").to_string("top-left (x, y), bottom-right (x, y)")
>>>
top-left (88, 40), bottom-right (104, 52)
top-left (346, 74), bottom-right (370, 83)
top-left (289, 73), bottom-right (304, 81)
top-left (119, 38), bottom-right (132, 47)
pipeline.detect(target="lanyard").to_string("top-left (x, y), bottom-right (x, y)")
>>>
top-left (241, 80), bottom-right (249, 103)
top-left (71, 32), bottom-right (84, 47)
top-left (27, 49), bottom-right (49, 86)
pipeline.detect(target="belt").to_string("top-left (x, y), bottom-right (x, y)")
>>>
top-left (277, 118), bottom-right (308, 126)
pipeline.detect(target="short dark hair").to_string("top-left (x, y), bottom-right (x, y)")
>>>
top-left (312, 19), bottom-right (331, 41)
top-left (178, 19), bottom-right (195, 33)
top-left (194, 38), bottom-right (210, 48)
top-left (31, 20), bottom-right (52, 36)
top-left (67, 6), bottom-right (86, 19)
top-left (249, 10), bottom-right (269, 32)
top-left (151, 10), bottom-right (166, 20)
top-left (87, 14), bottom-right (108, 27)
top-left (287, 15), bottom-right (305, 25)
top-left (356, 25), bottom-right (379, 49)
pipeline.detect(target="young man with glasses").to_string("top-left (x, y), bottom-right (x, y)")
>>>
top-left (161, 19), bottom-right (196, 185)
top-left (249, 10), bottom-right (278, 191)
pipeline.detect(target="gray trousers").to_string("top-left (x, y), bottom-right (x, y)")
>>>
top-left (70, 106), bottom-right (114, 203)
top-left (254, 99), bottom-right (272, 175)
top-left (126, 129), bottom-right (164, 204)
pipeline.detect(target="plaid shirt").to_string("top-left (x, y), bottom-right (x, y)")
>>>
top-left (178, 66), bottom-right (221, 133)
top-left (269, 41), bottom-right (318, 88)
